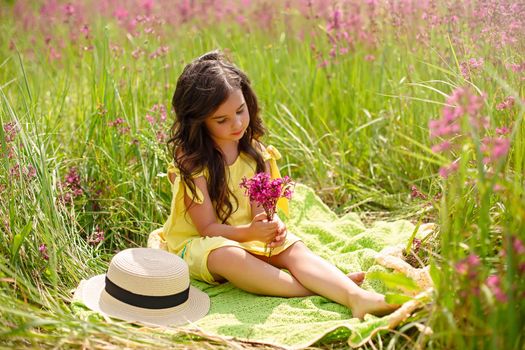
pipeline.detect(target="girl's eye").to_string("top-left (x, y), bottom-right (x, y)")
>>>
top-left (217, 119), bottom-right (227, 124)
top-left (236, 108), bottom-right (244, 114)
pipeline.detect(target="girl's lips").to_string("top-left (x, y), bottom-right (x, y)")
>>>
top-left (232, 130), bottom-right (244, 136)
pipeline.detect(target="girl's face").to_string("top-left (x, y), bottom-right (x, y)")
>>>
top-left (204, 89), bottom-right (250, 148)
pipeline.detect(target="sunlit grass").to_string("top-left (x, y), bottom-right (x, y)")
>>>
top-left (1, 1), bottom-right (524, 349)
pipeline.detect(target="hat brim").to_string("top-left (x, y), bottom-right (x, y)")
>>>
top-left (74, 274), bottom-right (210, 327)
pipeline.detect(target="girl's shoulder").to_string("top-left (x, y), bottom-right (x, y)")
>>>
top-left (252, 140), bottom-right (282, 161)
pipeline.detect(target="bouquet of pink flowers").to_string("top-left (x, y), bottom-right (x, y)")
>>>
top-left (240, 172), bottom-right (294, 257)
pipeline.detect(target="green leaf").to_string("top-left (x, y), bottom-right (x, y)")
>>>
top-left (385, 293), bottom-right (414, 305)
top-left (367, 271), bottom-right (419, 292)
top-left (10, 222), bottom-right (32, 262)
top-left (429, 262), bottom-right (441, 287)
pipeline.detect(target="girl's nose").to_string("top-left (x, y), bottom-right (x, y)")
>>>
top-left (234, 114), bottom-right (243, 128)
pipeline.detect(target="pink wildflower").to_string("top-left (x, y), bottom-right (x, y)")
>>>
top-left (3, 122), bottom-right (18, 143)
top-left (240, 173), bottom-right (294, 220)
top-left (438, 160), bottom-right (459, 179)
top-left (495, 126), bottom-right (510, 135)
top-left (481, 137), bottom-right (510, 164)
top-left (145, 114), bottom-right (155, 125)
top-left (156, 131), bottom-right (167, 142)
top-left (88, 225), bottom-right (105, 245)
top-left (431, 140), bottom-right (452, 153)
top-left (64, 3), bottom-right (75, 17)
top-left (496, 96), bottom-right (515, 111)
top-left (486, 275), bottom-right (507, 302)
top-left (58, 167), bottom-right (84, 205)
top-left (410, 185), bottom-right (427, 200)
top-left (240, 172), bottom-right (294, 258)
top-left (114, 7), bottom-right (128, 21)
top-left (80, 24), bottom-right (90, 39)
top-left (108, 118), bottom-right (130, 134)
top-left (39, 244), bottom-right (49, 260)
top-left (513, 237), bottom-right (525, 255)
top-left (455, 253), bottom-right (480, 279)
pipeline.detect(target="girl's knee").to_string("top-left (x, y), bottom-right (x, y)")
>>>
top-left (208, 246), bottom-right (247, 265)
top-left (288, 241), bottom-right (310, 255)
top-left (281, 241), bottom-right (311, 262)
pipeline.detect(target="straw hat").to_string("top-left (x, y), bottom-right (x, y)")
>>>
top-left (74, 248), bottom-right (210, 327)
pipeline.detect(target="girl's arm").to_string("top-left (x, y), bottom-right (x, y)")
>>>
top-left (185, 175), bottom-right (278, 243)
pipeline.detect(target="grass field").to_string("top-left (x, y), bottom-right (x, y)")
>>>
top-left (1, 0), bottom-right (524, 348)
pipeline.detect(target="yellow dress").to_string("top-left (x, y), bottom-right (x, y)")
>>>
top-left (159, 145), bottom-right (301, 284)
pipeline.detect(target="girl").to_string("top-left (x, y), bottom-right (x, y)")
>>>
top-left (160, 50), bottom-right (399, 319)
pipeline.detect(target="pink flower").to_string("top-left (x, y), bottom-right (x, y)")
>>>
top-left (240, 172), bottom-right (294, 221)
top-left (455, 253), bottom-right (480, 279)
top-left (496, 96), bottom-right (515, 111)
top-left (481, 137), bottom-right (510, 164)
top-left (410, 185), bottom-right (427, 199)
top-left (58, 167), bottom-right (84, 205)
top-left (3, 122), bottom-right (18, 143)
top-left (486, 275), bottom-right (507, 302)
top-left (240, 172), bottom-right (294, 258)
top-left (431, 140), bottom-right (452, 153)
top-left (39, 244), bottom-right (49, 260)
top-left (513, 237), bottom-right (525, 255)
top-left (88, 225), bottom-right (105, 245)
top-left (80, 24), bottom-right (90, 39)
top-left (145, 114), bottom-right (155, 125)
top-left (495, 126), bottom-right (510, 135)
top-left (438, 160), bottom-right (459, 179)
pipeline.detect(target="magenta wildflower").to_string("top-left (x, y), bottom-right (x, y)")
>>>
top-left (156, 130), bottom-right (167, 142)
top-left (145, 114), bottom-right (155, 125)
top-left (431, 140), bottom-right (452, 153)
top-left (240, 172), bottom-right (295, 257)
top-left (495, 126), bottom-right (510, 135)
top-left (58, 167), bottom-right (84, 205)
top-left (438, 160), bottom-right (459, 179)
top-left (455, 253), bottom-right (481, 279)
top-left (3, 122), bottom-right (18, 143)
top-left (410, 185), bottom-right (427, 200)
top-left (460, 58), bottom-right (484, 80)
top-left (496, 96), bottom-right (515, 111)
top-left (481, 137), bottom-right (510, 164)
top-left (114, 7), bottom-right (129, 21)
top-left (88, 225), bottom-right (105, 245)
top-left (486, 275), bottom-right (507, 302)
top-left (513, 237), bottom-right (525, 255)
top-left (108, 117), bottom-right (130, 134)
top-left (39, 244), bottom-right (49, 260)
top-left (80, 24), bottom-right (90, 39)
top-left (64, 3), bottom-right (75, 17)
top-left (132, 48), bottom-right (143, 59)
top-left (240, 172), bottom-right (294, 221)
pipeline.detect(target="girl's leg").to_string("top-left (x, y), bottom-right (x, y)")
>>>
top-left (207, 246), bottom-right (314, 297)
top-left (271, 241), bottom-right (399, 319)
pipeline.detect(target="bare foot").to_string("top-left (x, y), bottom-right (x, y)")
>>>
top-left (347, 271), bottom-right (365, 286)
top-left (351, 291), bottom-right (400, 320)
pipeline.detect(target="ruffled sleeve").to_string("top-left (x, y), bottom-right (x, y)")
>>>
top-left (260, 145), bottom-right (290, 218)
top-left (167, 162), bottom-right (205, 207)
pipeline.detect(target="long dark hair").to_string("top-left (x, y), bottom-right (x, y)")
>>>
top-left (168, 50), bottom-right (266, 224)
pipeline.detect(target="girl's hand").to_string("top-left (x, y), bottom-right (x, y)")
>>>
top-left (247, 212), bottom-right (279, 243)
top-left (267, 216), bottom-right (287, 248)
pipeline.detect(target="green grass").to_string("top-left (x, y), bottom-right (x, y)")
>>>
top-left (1, 1), bottom-right (524, 349)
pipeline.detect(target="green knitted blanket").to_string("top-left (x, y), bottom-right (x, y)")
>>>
top-left (72, 184), bottom-right (430, 348)
top-left (181, 184), bottom-right (429, 348)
